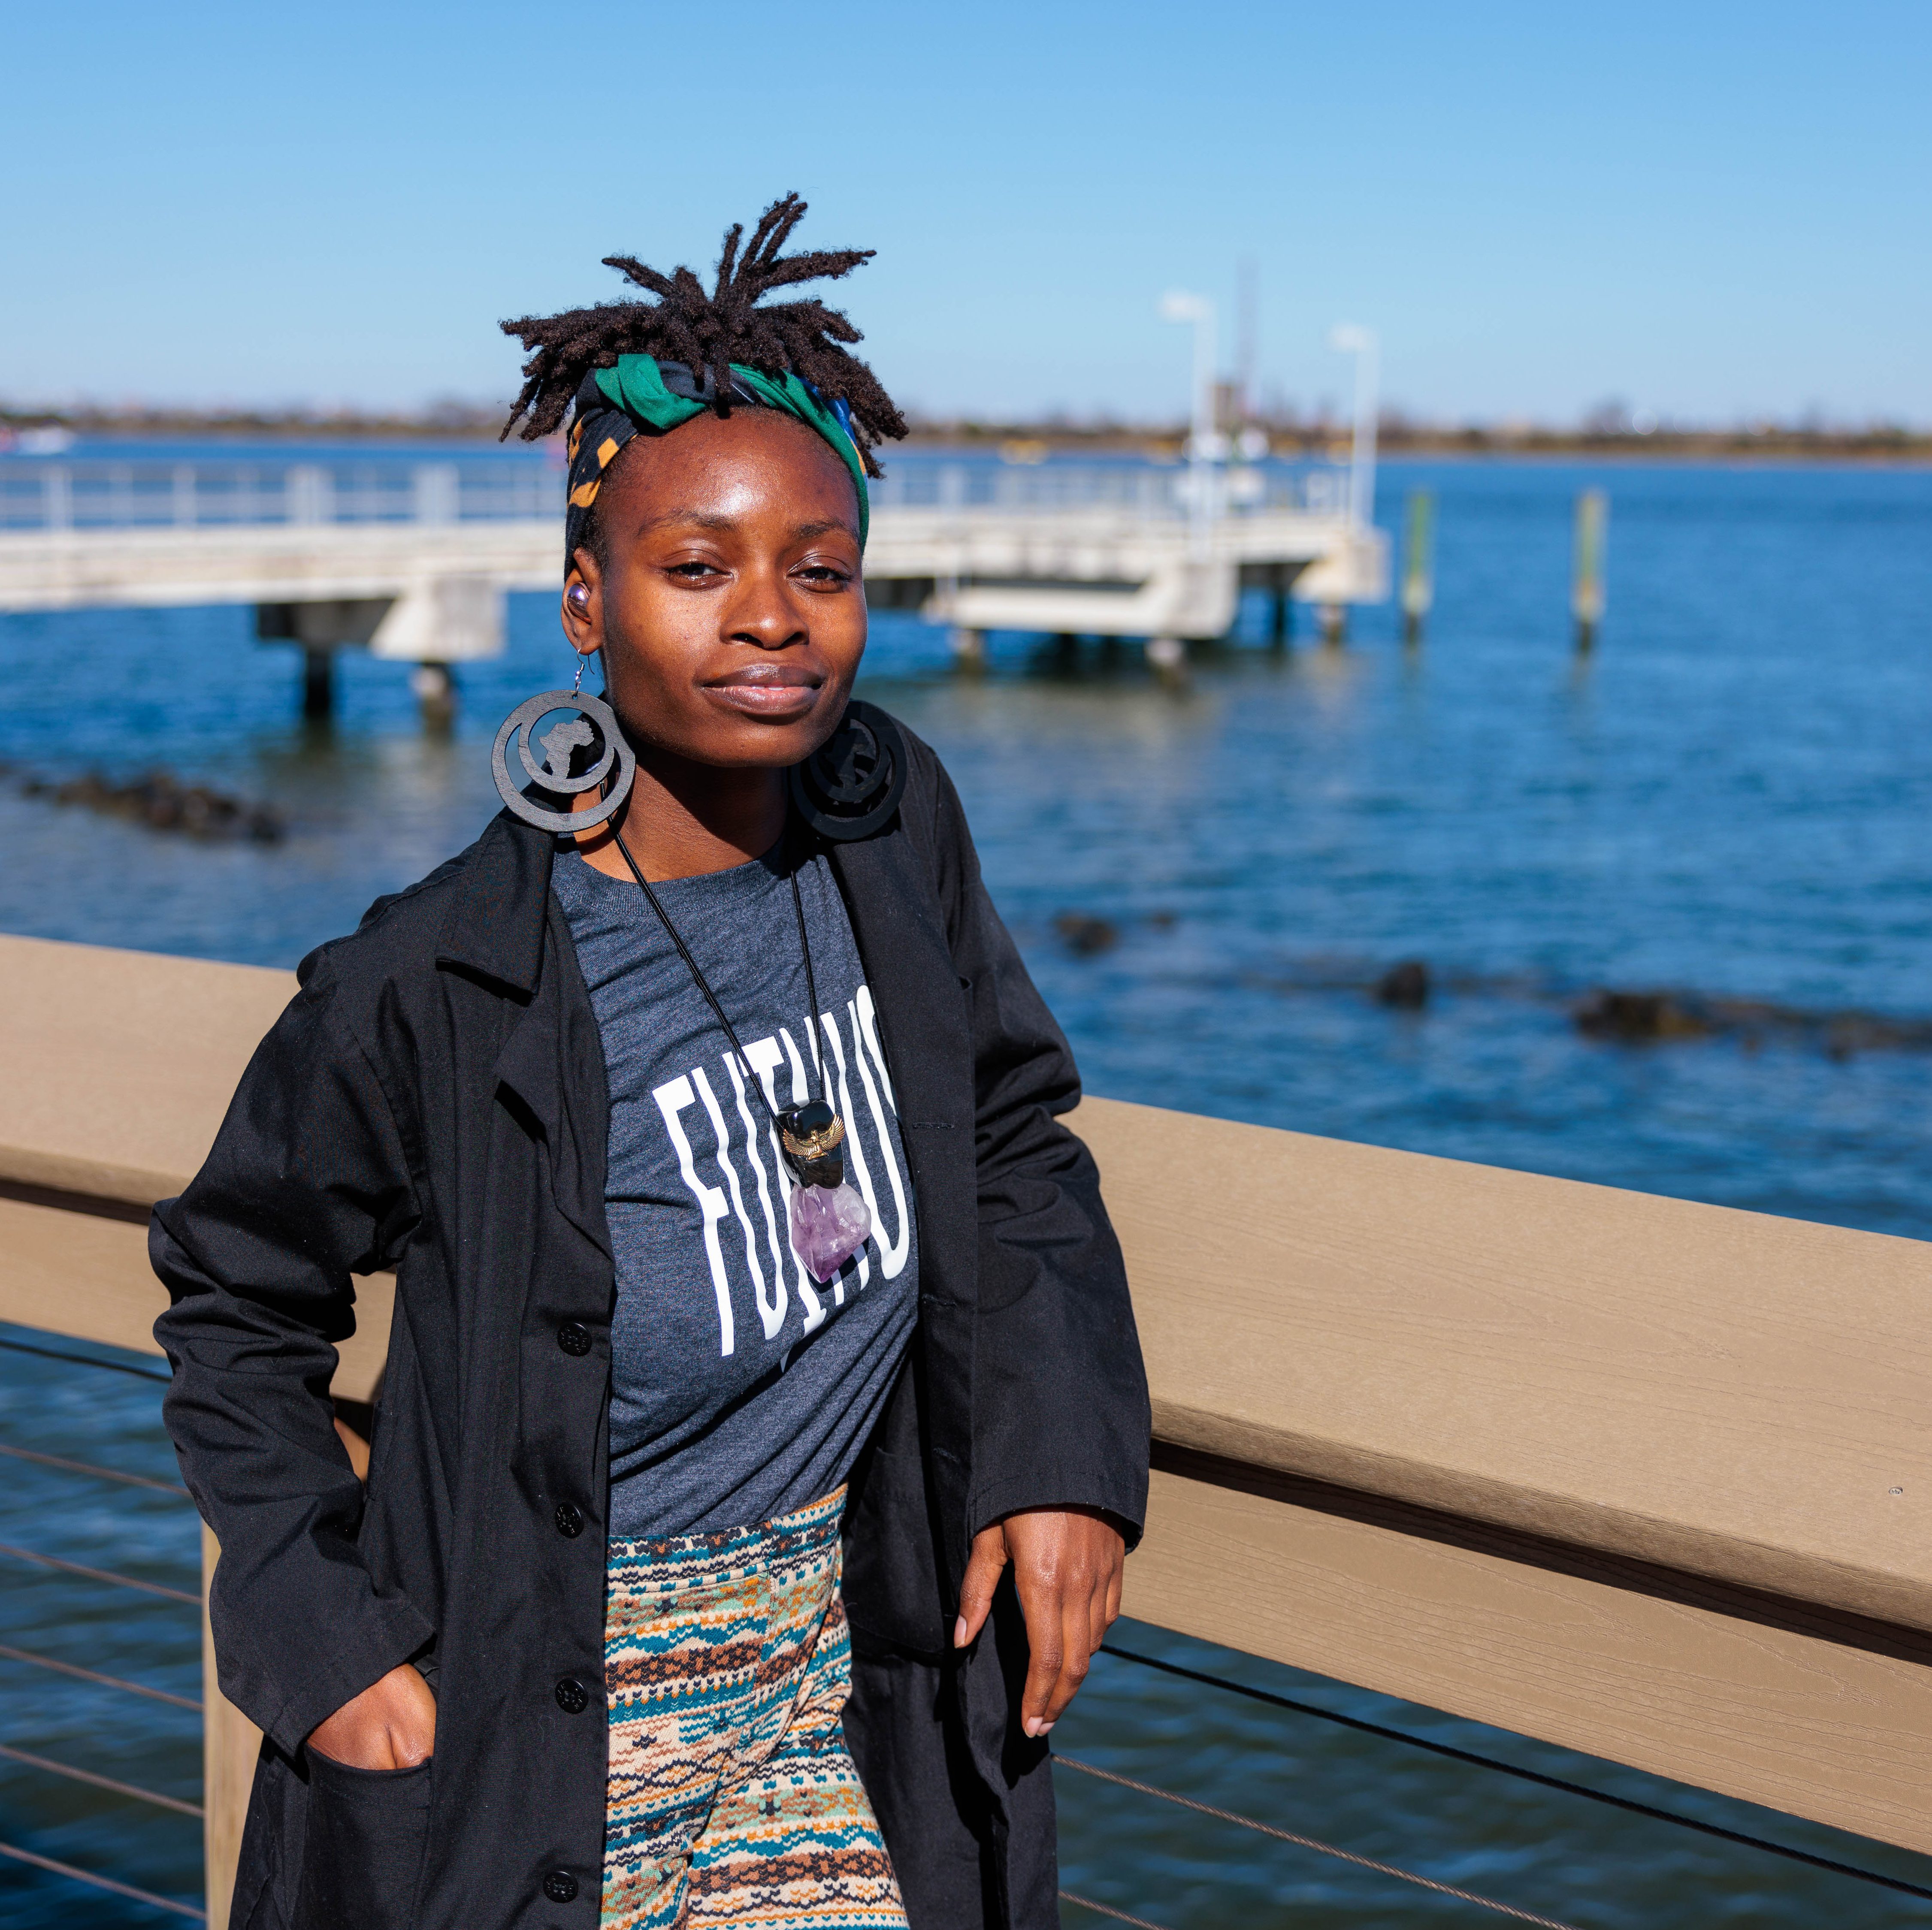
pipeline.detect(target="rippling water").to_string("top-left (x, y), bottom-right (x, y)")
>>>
top-left (5, 453), bottom-right (1932, 1923)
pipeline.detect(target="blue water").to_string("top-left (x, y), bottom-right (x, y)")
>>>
top-left (5, 453), bottom-right (1932, 1924)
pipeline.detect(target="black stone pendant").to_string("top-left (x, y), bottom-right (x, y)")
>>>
top-left (777, 1100), bottom-right (848, 1189)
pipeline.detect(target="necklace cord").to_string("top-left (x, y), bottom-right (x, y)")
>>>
top-left (606, 814), bottom-right (826, 1130)
top-left (791, 852), bottom-right (823, 1092)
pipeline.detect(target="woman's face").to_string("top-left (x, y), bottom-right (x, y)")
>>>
top-left (561, 409), bottom-right (867, 770)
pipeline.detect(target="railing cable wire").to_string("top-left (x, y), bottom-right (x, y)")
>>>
top-left (0, 1741), bottom-right (203, 1818)
top-left (0, 1642), bottom-right (200, 1710)
top-left (0, 1840), bottom-right (206, 1919)
top-left (0, 1541), bottom-right (200, 1604)
top-left (1101, 1644), bottom-right (1932, 1904)
top-left (0, 1334), bottom-right (172, 1384)
top-left (0, 1440), bottom-right (190, 1495)
top-left (1058, 1890), bottom-right (1173, 1929)
top-left (1057, 1755), bottom-right (1581, 1930)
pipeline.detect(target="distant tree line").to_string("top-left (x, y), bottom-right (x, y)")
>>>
top-left (3, 399), bottom-right (1927, 462)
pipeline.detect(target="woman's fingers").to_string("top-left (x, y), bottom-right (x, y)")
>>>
top-left (1002, 1509), bottom-right (1128, 1737)
top-left (961, 1509), bottom-right (1130, 1736)
top-left (307, 1662), bottom-right (437, 1770)
top-left (1089, 1560), bottom-right (1117, 1661)
top-left (954, 1521), bottom-right (1011, 1649)
top-left (1035, 1589), bottom-right (1096, 1734)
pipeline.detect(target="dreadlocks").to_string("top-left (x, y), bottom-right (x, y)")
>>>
top-left (499, 193), bottom-right (907, 477)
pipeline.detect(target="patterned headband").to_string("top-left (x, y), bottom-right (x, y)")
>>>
top-left (563, 358), bottom-right (870, 569)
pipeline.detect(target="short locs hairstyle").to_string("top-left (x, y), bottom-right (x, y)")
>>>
top-left (498, 192), bottom-right (907, 478)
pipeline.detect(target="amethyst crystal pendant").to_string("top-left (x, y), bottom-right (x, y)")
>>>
top-left (779, 1101), bottom-right (872, 1281)
top-left (789, 1180), bottom-right (873, 1283)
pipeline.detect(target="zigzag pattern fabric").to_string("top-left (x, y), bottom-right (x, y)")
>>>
top-left (601, 1488), bottom-right (907, 1929)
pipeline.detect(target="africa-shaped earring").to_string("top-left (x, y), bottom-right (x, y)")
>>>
top-left (492, 640), bottom-right (635, 835)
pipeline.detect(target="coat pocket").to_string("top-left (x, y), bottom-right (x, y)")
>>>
top-left (842, 1441), bottom-right (950, 1657)
top-left (293, 1752), bottom-right (432, 1930)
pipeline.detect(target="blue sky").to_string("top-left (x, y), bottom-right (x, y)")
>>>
top-left (3, 2), bottom-right (1926, 425)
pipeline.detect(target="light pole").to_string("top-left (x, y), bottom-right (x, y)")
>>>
top-left (1161, 290), bottom-right (1219, 554)
top-left (1328, 323), bottom-right (1379, 531)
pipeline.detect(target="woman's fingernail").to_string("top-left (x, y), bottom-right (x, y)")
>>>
top-left (953, 1617), bottom-right (967, 1648)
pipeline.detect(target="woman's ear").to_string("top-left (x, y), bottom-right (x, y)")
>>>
top-left (562, 550), bottom-right (602, 655)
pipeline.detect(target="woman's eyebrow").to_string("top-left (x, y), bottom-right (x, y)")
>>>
top-left (638, 509), bottom-right (740, 533)
top-left (637, 511), bottom-right (856, 540)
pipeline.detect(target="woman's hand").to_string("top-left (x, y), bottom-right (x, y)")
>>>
top-left (954, 1507), bottom-right (1126, 1738)
top-left (307, 1662), bottom-right (437, 1770)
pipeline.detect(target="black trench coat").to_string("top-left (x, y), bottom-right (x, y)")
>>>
top-left (151, 710), bottom-right (1151, 1930)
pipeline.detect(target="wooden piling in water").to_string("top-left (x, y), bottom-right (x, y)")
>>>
top-left (1401, 490), bottom-right (1435, 647)
top-left (1572, 488), bottom-right (1608, 652)
top-left (301, 647), bottom-right (334, 722)
top-left (948, 627), bottom-right (987, 673)
top-left (1270, 589), bottom-right (1291, 647)
top-left (1267, 564), bottom-right (1293, 649)
top-left (1146, 636), bottom-right (1188, 686)
top-left (411, 663), bottom-right (456, 732)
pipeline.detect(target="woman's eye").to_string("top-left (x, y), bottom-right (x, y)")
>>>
top-left (797, 565), bottom-right (851, 586)
top-left (668, 561), bottom-right (722, 579)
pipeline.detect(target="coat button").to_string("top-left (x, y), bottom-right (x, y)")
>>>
top-left (554, 1676), bottom-right (589, 1714)
top-left (543, 1870), bottom-right (579, 1903)
top-left (554, 1502), bottom-right (584, 1538)
top-left (557, 1321), bottom-right (591, 1356)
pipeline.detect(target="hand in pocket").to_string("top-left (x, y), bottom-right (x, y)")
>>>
top-left (308, 1662), bottom-right (437, 1770)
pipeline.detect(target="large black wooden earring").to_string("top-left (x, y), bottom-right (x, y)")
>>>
top-left (492, 653), bottom-right (634, 834)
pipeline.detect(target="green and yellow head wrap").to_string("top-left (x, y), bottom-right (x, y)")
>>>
top-left (564, 357), bottom-right (870, 566)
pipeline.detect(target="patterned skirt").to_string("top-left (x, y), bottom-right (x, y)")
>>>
top-left (601, 1488), bottom-right (907, 1930)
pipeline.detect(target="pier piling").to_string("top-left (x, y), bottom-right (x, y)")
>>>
top-left (948, 626), bottom-right (987, 674)
top-left (1146, 636), bottom-right (1188, 686)
top-left (301, 648), bottom-right (334, 722)
top-left (411, 663), bottom-right (457, 731)
top-left (1572, 488), bottom-right (1608, 652)
top-left (1270, 589), bottom-right (1291, 648)
top-left (1401, 490), bottom-right (1435, 647)
top-left (1266, 563), bottom-right (1293, 649)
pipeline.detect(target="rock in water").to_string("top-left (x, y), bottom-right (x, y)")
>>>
top-left (1054, 912), bottom-right (1119, 957)
top-left (1374, 960), bottom-right (1430, 1009)
top-left (789, 1181), bottom-right (872, 1283)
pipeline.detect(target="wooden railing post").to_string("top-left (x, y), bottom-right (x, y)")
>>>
top-left (202, 1526), bottom-right (261, 1930)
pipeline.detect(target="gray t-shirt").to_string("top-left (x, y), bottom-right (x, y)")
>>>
top-left (550, 840), bottom-right (918, 1540)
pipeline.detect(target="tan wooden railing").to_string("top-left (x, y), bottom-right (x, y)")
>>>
top-left (3, 930), bottom-right (1930, 1920)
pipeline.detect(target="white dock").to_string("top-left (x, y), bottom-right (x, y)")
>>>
top-left (0, 455), bottom-right (1388, 685)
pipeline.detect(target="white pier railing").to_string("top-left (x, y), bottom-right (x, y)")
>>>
top-left (0, 453), bottom-right (1387, 675)
top-left (0, 455), bottom-right (1352, 535)
top-left (0, 459), bottom-right (562, 533)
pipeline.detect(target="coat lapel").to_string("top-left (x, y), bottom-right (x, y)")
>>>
top-left (435, 812), bottom-right (611, 1257)
top-left (832, 823), bottom-right (978, 1599)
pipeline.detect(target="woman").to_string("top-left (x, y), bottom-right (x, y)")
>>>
top-left (153, 194), bottom-right (1149, 1930)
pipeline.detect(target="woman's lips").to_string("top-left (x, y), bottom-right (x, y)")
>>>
top-left (702, 667), bottom-right (822, 720)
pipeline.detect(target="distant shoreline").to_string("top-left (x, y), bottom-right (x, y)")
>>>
top-left (3, 409), bottom-right (1928, 467)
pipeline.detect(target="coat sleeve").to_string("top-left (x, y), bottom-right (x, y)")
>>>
top-left (149, 947), bottom-right (435, 1755)
top-left (920, 753), bottom-right (1152, 1543)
